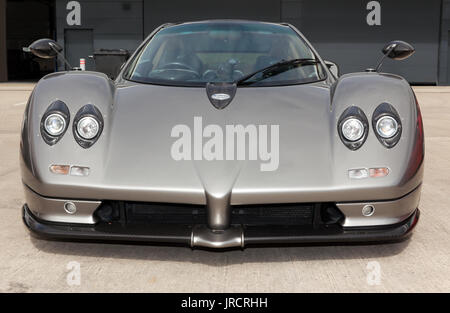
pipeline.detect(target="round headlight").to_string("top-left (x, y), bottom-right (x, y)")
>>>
top-left (376, 116), bottom-right (398, 138)
top-left (44, 113), bottom-right (66, 136)
top-left (77, 116), bottom-right (99, 140)
top-left (342, 118), bottom-right (364, 141)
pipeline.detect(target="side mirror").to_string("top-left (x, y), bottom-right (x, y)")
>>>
top-left (27, 38), bottom-right (62, 59)
top-left (25, 38), bottom-right (74, 70)
top-left (368, 40), bottom-right (415, 72)
top-left (324, 60), bottom-right (339, 78)
top-left (382, 40), bottom-right (415, 60)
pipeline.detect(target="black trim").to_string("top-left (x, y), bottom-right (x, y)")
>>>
top-left (382, 41), bottom-right (415, 61)
top-left (23, 205), bottom-right (419, 248)
top-left (72, 104), bottom-right (104, 149)
top-left (372, 102), bottom-right (402, 148)
top-left (337, 106), bottom-right (369, 151)
top-left (40, 100), bottom-right (70, 146)
top-left (124, 76), bottom-right (328, 89)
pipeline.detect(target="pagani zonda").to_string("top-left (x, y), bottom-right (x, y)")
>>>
top-left (21, 20), bottom-right (423, 248)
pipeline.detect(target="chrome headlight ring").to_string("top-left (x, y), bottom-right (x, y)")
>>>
top-left (77, 116), bottom-right (100, 140)
top-left (372, 103), bottom-right (402, 148)
top-left (338, 106), bottom-right (369, 151)
top-left (40, 100), bottom-right (70, 146)
top-left (376, 116), bottom-right (398, 138)
top-left (73, 104), bottom-right (104, 148)
top-left (342, 118), bottom-right (365, 142)
top-left (44, 113), bottom-right (66, 136)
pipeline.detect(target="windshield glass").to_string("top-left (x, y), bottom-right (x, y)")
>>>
top-left (123, 21), bottom-right (327, 87)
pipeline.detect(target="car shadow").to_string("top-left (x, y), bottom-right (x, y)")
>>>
top-left (29, 235), bottom-right (411, 266)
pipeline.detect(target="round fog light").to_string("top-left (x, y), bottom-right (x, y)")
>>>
top-left (362, 205), bottom-right (375, 217)
top-left (64, 202), bottom-right (77, 214)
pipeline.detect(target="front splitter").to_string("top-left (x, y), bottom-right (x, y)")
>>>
top-left (23, 205), bottom-right (419, 249)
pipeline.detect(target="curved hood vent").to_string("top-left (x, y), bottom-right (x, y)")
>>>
top-left (206, 82), bottom-right (237, 110)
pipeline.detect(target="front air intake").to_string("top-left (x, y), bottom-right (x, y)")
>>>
top-left (94, 201), bottom-right (343, 227)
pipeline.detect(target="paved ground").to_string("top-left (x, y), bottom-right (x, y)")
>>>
top-left (0, 83), bottom-right (449, 293)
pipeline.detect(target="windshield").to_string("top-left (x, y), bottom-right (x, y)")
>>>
top-left (123, 21), bottom-right (327, 87)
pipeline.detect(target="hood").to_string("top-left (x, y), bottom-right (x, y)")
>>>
top-left (101, 81), bottom-right (335, 204)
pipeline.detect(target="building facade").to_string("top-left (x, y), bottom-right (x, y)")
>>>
top-left (1, 0), bottom-right (449, 84)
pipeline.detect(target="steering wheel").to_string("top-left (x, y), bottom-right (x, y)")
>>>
top-left (159, 62), bottom-right (196, 71)
top-left (156, 62), bottom-right (200, 79)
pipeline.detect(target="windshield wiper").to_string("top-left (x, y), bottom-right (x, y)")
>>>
top-left (236, 58), bottom-right (320, 86)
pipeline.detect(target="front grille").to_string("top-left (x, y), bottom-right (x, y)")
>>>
top-left (95, 201), bottom-right (343, 227)
top-left (125, 202), bottom-right (206, 224)
top-left (231, 204), bottom-right (313, 225)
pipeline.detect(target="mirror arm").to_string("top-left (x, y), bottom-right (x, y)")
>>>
top-left (374, 44), bottom-right (397, 72)
top-left (48, 42), bottom-right (73, 70)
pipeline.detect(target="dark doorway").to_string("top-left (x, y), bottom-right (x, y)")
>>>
top-left (447, 31), bottom-right (450, 83)
top-left (64, 29), bottom-right (94, 70)
top-left (6, 0), bottom-right (56, 80)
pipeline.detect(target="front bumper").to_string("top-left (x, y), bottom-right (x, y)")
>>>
top-left (22, 182), bottom-right (422, 248)
top-left (23, 204), bottom-right (419, 249)
top-left (23, 182), bottom-right (422, 227)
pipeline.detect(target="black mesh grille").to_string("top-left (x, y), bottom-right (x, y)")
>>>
top-left (125, 202), bottom-right (206, 224)
top-left (231, 204), bottom-right (313, 225)
top-left (96, 201), bottom-right (341, 226)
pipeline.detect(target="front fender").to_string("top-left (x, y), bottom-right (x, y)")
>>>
top-left (329, 72), bottom-right (424, 195)
top-left (20, 71), bottom-right (115, 195)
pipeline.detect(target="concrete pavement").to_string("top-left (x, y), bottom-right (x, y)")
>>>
top-left (0, 83), bottom-right (449, 292)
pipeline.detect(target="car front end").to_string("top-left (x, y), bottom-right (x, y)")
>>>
top-left (21, 21), bottom-right (423, 249)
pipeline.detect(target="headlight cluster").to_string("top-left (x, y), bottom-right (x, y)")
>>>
top-left (41, 101), bottom-right (103, 148)
top-left (338, 102), bottom-right (401, 150)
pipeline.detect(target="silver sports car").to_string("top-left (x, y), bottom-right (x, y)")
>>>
top-left (21, 20), bottom-right (424, 249)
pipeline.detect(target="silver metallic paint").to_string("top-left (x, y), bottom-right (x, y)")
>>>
top-left (23, 184), bottom-right (100, 224)
top-left (337, 185), bottom-right (421, 227)
top-left (191, 225), bottom-right (244, 249)
top-left (20, 22), bottom-right (424, 240)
